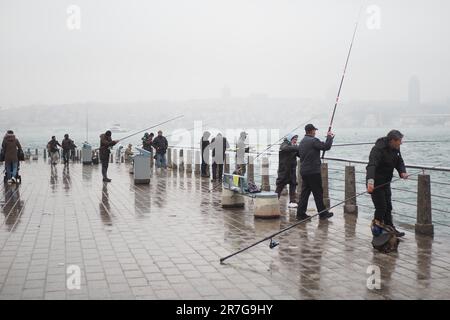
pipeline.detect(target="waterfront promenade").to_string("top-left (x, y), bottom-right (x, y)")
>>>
top-left (0, 161), bottom-right (449, 299)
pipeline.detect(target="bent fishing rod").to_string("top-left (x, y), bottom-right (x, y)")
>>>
top-left (322, 5), bottom-right (363, 159)
top-left (332, 140), bottom-right (450, 147)
top-left (116, 115), bottom-right (184, 143)
top-left (219, 161), bottom-right (446, 264)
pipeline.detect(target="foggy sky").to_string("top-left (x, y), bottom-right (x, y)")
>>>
top-left (1, 0), bottom-right (450, 107)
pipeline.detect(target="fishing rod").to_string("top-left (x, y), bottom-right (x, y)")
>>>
top-left (322, 5), bottom-right (363, 159)
top-left (219, 161), bottom-right (446, 264)
top-left (332, 140), bottom-right (450, 147)
top-left (116, 115), bottom-right (184, 142)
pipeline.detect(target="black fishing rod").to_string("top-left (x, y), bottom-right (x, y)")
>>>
top-left (116, 115), bottom-right (184, 142)
top-left (322, 5), bottom-right (363, 159)
top-left (219, 162), bottom-right (446, 264)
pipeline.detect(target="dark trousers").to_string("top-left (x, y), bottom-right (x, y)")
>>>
top-left (297, 173), bottom-right (327, 215)
top-left (371, 184), bottom-right (393, 226)
top-left (275, 183), bottom-right (296, 202)
top-left (62, 149), bottom-right (70, 164)
top-left (212, 162), bottom-right (223, 180)
top-left (101, 158), bottom-right (109, 179)
top-left (201, 158), bottom-right (209, 176)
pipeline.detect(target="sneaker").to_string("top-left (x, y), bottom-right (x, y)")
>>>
top-left (103, 178), bottom-right (112, 182)
top-left (296, 213), bottom-right (311, 221)
top-left (11, 177), bottom-right (16, 184)
top-left (288, 202), bottom-right (298, 208)
top-left (319, 211), bottom-right (334, 220)
top-left (7, 179), bottom-right (12, 184)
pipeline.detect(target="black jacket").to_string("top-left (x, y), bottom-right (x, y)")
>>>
top-left (276, 139), bottom-right (300, 186)
top-left (99, 134), bottom-right (116, 160)
top-left (298, 135), bottom-right (333, 175)
top-left (152, 135), bottom-right (168, 154)
top-left (366, 137), bottom-right (406, 186)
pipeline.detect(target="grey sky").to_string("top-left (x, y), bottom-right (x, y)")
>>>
top-left (1, 0), bottom-right (449, 107)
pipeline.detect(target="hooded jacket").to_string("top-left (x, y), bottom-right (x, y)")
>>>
top-left (366, 137), bottom-right (406, 186)
top-left (298, 134), bottom-right (333, 175)
top-left (276, 137), bottom-right (300, 186)
top-left (99, 133), bottom-right (117, 161)
top-left (1, 133), bottom-right (22, 163)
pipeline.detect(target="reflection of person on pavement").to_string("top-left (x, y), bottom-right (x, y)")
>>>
top-left (99, 183), bottom-right (112, 225)
top-left (2, 186), bottom-right (24, 231)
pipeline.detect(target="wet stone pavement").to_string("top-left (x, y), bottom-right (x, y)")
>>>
top-left (0, 161), bottom-right (449, 300)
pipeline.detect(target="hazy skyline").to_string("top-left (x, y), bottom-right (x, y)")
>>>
top-left (1, 0), bottom-right (450, 107)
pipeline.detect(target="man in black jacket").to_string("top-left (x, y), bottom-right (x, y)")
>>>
top-left (99, 131), bottom-right (118, 182)
top-left (211, 133), bottom-right (230, 181)
top-left (152, 130), bottom-right (168, 169)
top-left (275, 133), bottom-right (300, 208)
top-left (366, 130), bottom-right (408, 237)
top-left (296, 124), bottom-right (334, 220)
top-left (61, 134), bottom-right (76, 165)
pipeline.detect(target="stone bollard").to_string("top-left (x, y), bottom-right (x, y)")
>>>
top-left (415, 174), bottom-right (434, 235)
top-left (186, 150), bottom-right (193, 173)
top-left (224, 153), bottom-right (230, 174)
top-left (247, 155), bottom-right (254, 183)
top-left (194, 150), bottom-right (201, 175)
top-left (261, 157), bottom-right (270, 191)
top-left (321, 162), bottom-right (330, 209)
top-left (172, 149), bottom-right (178, 170)
top-left (179, 149), bottom-right (185, 173)
top-left (167, 148), bottom-right (172, 168)
top-left (43, 149), bottom-right (47, 160)
top-left (221, 189), bottom-right (245, 208)
top-left (344, 165), bottom-right (358, 214)
top-left (254, 192), bottom-right (281, 219)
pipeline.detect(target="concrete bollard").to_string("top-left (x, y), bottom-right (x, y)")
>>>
top-left (415, 174), bottom-right (434, 235)
top-left (179, 149), bottom-right (185, 172)
top-left (321, 162), bottom-right (330, 209)
top-left (254, 193), bottom-right (281, 218)
top-left (194, 150), bottom-right (201, 175)
top-left (221, 189), bottom-right (245, 208)
top-left (167, 148), bottom-right (172, 168)
top-left (247, 155), bottom-right (254, 183)
top-left (172, 149), bottom-right (178, 170)
top-left (43, 149), bottom-right (47, 160)
top-left (344, 165), bottom-right (358, 214)
top-left (261, 157), bottom-right (270, 191)
top-left (224, 153), bottom-right (230, 174)
top-left (186, 150), bottom-right (193, 173)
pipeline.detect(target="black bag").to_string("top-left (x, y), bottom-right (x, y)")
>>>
top-left (371, 223), bottom-right (399, 253)
top-left (18, 149), bottom-right (25, 161)
top-left (0, 148), bottom-right (4, 162)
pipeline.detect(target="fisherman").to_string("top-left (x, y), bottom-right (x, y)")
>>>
top-left (152, 130), bottom-right (168, 169)
top-left (142, 132), bottom-right (154, 154)
top-left (47, 136), bottom-right (61, 166)
top-left (99, 130), bottom-right (118, 182)
top-left (124, 144), bottom-right (134, 162)
top-left (211, 133), bottom-right (229, 181)
top-left (200, 131), bottom-right (211, 177)
top-left (61, 134), bottom-right (76, 165)
top-left (366, 130), bottom-right (408, 237)
top-left (115, 145), bottom-right (124, 163)
top-left (1, 130), bottom-right (23, 184)
top-left (296, 124), bottom-right (334, 220)
top-left (275, 133), bottom-right (300, 208)
top-left (235, 131), bottom-right (250, 176)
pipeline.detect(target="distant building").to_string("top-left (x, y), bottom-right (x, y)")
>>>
top-left (408, 76), bottom-right (420, 107)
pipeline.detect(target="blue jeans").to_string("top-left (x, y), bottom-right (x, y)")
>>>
top-left (156, 153), bottom-right (167, 169)
top-left (6, 162), bottom-right (18, 180)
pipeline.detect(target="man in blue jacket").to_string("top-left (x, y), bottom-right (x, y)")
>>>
top-left (296, 124), bottom-right (334, 220)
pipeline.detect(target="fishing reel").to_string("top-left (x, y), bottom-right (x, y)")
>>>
top-left (269, 238), bottom-right (279, 249)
